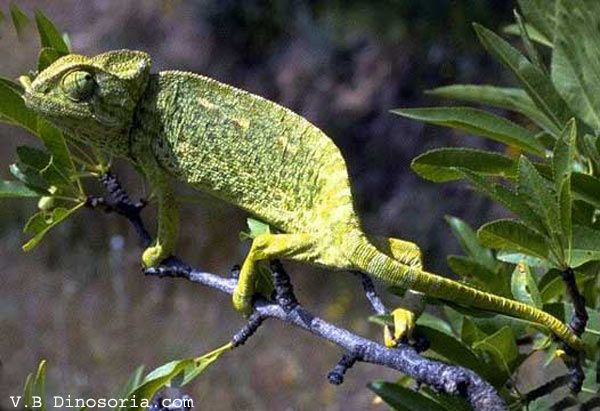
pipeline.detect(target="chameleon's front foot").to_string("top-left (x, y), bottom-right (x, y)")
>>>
top-left (384, 308), bottom-right (416, 348)
top-left (232, 288), bottom-right (254, 317)
top-left (142, 244), bottom-right (169, 268)
top-left (143, 255), bottom-right (191, 278)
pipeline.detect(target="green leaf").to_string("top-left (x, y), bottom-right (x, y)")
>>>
top-left (245, 217), bottom-right (271, 239)
top-left (117, 366), bottom-right (145, 407)
top-left (10, 2), bottom-right (30, 40)
top-left (393, 107), bottom-right (545, 155)
top-left (511, 262), bottom-right (542, 308)
top-left (38, 47), bottom-right (67, 71)
top-left (0, 77), bottom-right (38, 134)
top-left (445, 216), bottom-right (496, 269)
top-left (37, 118), bottom-right (75, 174)
top-left (368, 381), bottom-right (448, 411)
top-left (472, 326), bottom-right (519, 374)
top-left (447, 255), bottom-right (509, 296)
top-left (518, 156), bottom-right (560, 239)
top-left (23, 204), bottom-right (84, 251)
top-left (10, 163), bottom-right (50, 194)
top-left (34, 360), bottom-right (46, 411)
top-left (410, 148), bottom-right (517, 182)
top-left (477, 219), bottom-right (550, 261)
top-left (473, 23), bottom-right (570, 129)
top-left (503, 23), bottom-right (553, 48)
top-left (426, 84), bottom-right (558, 135)
top-left (572, 172), bottom-right (600, 209)
top-left (180, 343), bottom-right (231, 386)
top-left (415, 312), bottom-right (455, 336)
top-left (496, 251), bottom-right (549, 268)
top-left (0, 180), bottom-right (38, 198)
top-left (34, 10), bottom-right (69, 53)
top-left (582, 134), bottom-right (600, 170)
top-left (122, 343), bottom-right (230, 411)
top-left (461, 317), bottom-right (488, 346)
top-left (517, 0), bottom-right (556, 42)
top-left (570, 225), bottom-right (600, 267)
top-left (552, 0), bottom-right (600, 129)
top-left (415, 325), bottom-right (488, 378)
top-left (462, 170), bottom-right (547, 234)
top-left (552, 119), bottom-right (577, 187)
top-left (514, 9), bottom-right (545, 73)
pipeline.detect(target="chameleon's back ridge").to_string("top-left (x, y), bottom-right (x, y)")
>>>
top-left (131, 71), bottom-right (359, 235)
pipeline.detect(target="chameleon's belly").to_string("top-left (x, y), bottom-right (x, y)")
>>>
top-left (139, 72), bottom-right (357, 234)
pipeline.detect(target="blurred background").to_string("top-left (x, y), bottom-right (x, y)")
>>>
top-left (0, 1), bottom-right (515, 409)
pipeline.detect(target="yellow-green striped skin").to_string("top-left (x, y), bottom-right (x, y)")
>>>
top-left (23, 50), bottom-right (583, 351)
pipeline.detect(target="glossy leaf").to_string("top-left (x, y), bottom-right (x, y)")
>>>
top-left (445, 215), bottom-right (496, 269)
top-left (10, 2), bottom-right (30, 40)
top-left (572, 172), bottom-right (600, 209)
top-left (393, 107), bottom-right (545, 155)
top-left (22, 204), bottom-right (84, 251)
top-left (415, 325), bottom-right (488, 378)
top-left (570, 225), bottom-right (600, 267)
top-left (38, 47), bottom-right (67, 71)
top-left (517, 0), bottom-right (556, 42)
top-left (472, 326), bottom-right (519, 374)
top-left (447, 255), bottom-right (506, 295)
top-left (474, 23), bottom-right (570, 129)
top-left (410, 148), bottom-right (517, 182)
top-left (0, 180), bottom-right (38, 198)
top-left (0, 77), bottom-right (38, 134)
top-left (511, 262), bottom-right (542, 308)
top-left (518, 156), bottom-right (560, 238)
top-left (552, 0), bottom-right (600, 129)
top-left (477, 219), bottom-right (550, 261)
top-left (503, 22), bottom-right (552, 48)
top-left (463, 170), bottom-right (547, 234)
top-left (427, 84), bottom-right (558, 135)
top-left (122, 343), bottom-right (230, 411)
top-left (34, 10), bottom-right (69, 53)
top-left (368, 380), bottom-right (447, 411)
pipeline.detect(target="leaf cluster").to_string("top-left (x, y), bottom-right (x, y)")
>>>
top-left (381, 0), bottom-right (600, 408)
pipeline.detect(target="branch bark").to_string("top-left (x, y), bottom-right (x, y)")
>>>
top-left (87, 172), bottom-right (507, 411)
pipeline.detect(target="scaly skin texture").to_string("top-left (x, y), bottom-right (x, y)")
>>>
top-left (21, 50), bottom-right (583, 351)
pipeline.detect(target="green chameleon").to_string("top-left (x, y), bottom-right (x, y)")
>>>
top-left (19, 50), bottom-right (582, 351)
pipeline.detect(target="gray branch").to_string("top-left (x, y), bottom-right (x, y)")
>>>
top-left (89, 172), bottom-right (507, 411)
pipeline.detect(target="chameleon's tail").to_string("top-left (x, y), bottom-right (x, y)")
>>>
top-left (350, 238), bottom-right (583, 351)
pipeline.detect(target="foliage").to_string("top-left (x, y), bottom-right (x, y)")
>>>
top-left (379, 0), bottom-right (600, 408)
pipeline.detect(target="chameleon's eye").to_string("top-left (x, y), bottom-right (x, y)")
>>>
top-left (61, 70), bottom-right (96, 102)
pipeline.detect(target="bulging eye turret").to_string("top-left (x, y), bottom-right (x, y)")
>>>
top-left (61, 70), bottom-right (96, 102)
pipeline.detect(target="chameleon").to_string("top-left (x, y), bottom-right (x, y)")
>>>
top-left (19, 50), bottom-right (583, 351)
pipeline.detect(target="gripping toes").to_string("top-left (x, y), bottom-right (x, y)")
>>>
top-left (384, 307), bottom-right (416, 347)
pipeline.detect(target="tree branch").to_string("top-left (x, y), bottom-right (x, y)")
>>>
top-left (90, 172), bottom-right (507, 411)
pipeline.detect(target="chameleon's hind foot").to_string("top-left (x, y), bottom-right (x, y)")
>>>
top-left (384, 307), bottom-right (416, 348)
top-left (143, 255), bottom-right (191, 278)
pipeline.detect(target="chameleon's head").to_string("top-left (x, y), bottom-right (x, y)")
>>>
top-left (20, 50), bottom-right (151, 156)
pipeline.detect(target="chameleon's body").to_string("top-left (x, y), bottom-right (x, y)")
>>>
top-left (21, 50), bottom-right (582, 350)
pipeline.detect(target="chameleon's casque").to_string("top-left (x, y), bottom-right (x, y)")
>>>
top-left (23, 50), bottom-right (583, 351)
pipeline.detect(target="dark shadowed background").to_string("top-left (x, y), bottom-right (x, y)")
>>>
top-left (0, 1), bottom-right (514, 409)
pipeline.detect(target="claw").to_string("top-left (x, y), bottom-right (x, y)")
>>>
top-left (384, 308), bottom-right (416, 347)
